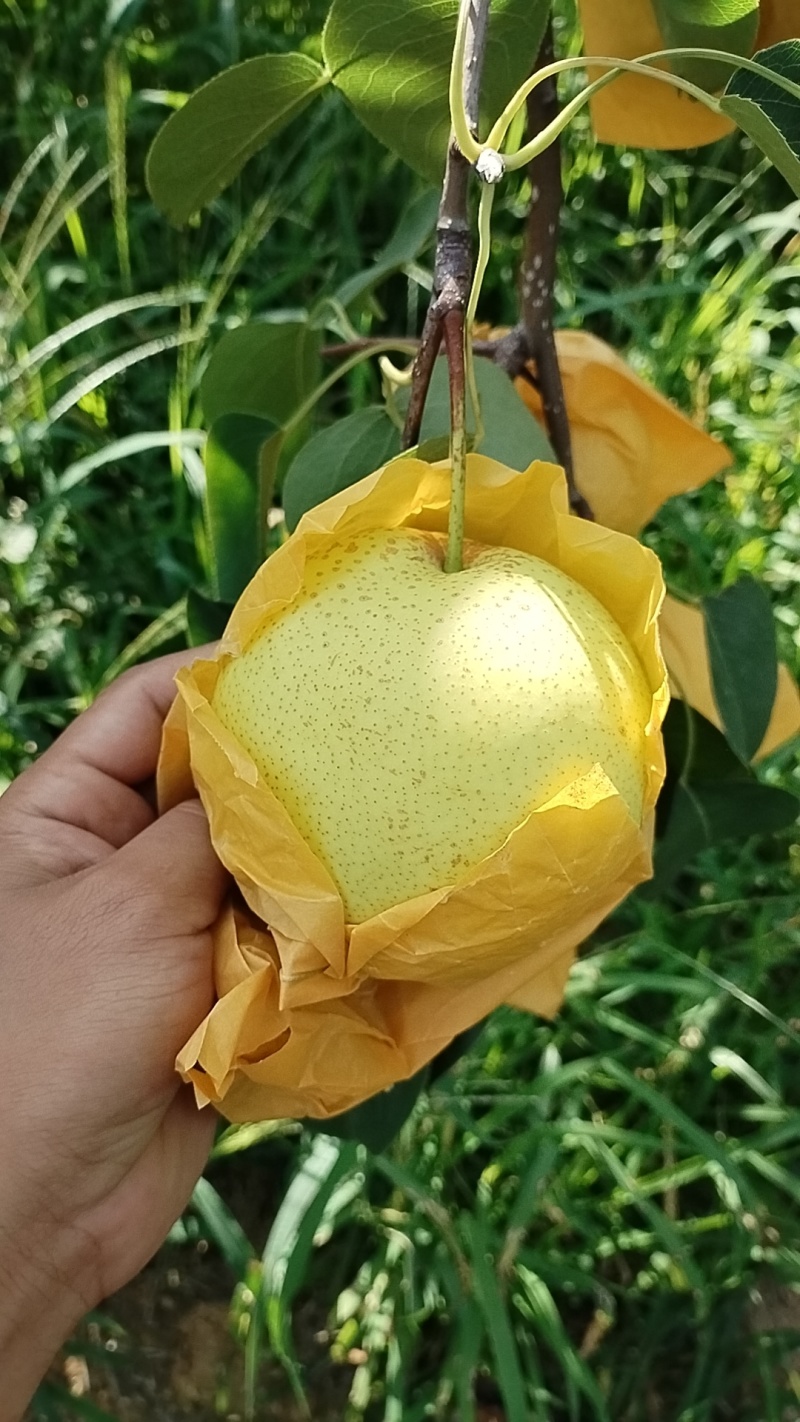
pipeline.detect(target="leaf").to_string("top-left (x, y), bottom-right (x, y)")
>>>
top-left (662, 779), bottom-right (797, 877)
top-left (310, 1068), bottom-right (429, 1152)
top-left (465, 1212), bottom-right (529, 1422)
top-left (660, 700), bottom-right (749, 790)
top-left (335, 188), bottom-right (440, 308)
top-left (186, 587), bottom-right (234, 646)
top-left (601, 1057), bottom-right (757, 1205)
top-left (146, 54), bottom-right (328, 225)
top-left (201, 319), bottom-right (322, 427)
top-left (191, 1176), bottom-right (255, 1277)
top-left (398, 356), bottom-right (556, 470)
top-left (655, 702), bottom-right (798, 885)
top-left (324, 0), bottom-right (551, 184)
top-left (704, 577), bottom-right (778, 762)
top-left (282, 406), bottom-right (401, 532)
top-left (652, 0), bottom-right (760, 91)
top-left (655, 774), bottom-right (798, 889)
top-left (260, 1136), bottom-right (359, 1394)
top-left (205, 413), bottom-right (279, 601)
top-left (515, 1266), bottom-right (612, 1422)
top-left (429, 1022), bottom-right (485, 1082)
top-left (720, 42), bottom-right (800, 195)
top-left (97, 600), bottom-right (187, 686)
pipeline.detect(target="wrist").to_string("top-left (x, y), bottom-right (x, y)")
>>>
top-left (0, 1190), bottom-right (96, 1420)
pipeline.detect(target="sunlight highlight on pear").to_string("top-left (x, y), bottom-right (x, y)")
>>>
top-left (213, 528), bottom-right (652, 924)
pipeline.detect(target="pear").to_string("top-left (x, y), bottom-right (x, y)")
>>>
top-left (212, 527), bottom-right (652, 924)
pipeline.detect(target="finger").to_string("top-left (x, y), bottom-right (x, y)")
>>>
top-left (52, 644), bottom-right (218, 785)
top-left (114, 799), bottom-right (229, 935)
top-left (6, 646), bottom-right (217, 842)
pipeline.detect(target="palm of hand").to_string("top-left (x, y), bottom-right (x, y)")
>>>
top-left (0, 651), bottom-right (227, 1309)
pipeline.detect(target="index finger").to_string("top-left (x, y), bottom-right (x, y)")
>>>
top-left (53, 645), bottom-right (218, 786)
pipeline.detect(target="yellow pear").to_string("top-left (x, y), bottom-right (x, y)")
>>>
top-left (212, 527), bottom-right (652, 924)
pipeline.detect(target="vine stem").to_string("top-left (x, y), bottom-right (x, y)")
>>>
top-left (403, 0), bottom-right (493, 575)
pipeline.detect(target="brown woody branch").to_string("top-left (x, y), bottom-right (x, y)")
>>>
top-left (401, 1), bottom-right (492, 450)
top-left (495, 22), bottom-right (592, 519)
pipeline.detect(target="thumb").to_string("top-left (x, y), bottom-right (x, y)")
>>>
top-left (114, 799), bottom-right (229, 935)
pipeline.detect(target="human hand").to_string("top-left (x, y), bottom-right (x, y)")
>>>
top-left (0, 650), bottom-right (228, 1417)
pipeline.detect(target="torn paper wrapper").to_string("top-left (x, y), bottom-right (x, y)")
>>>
top-left (158, 455), bottom-right (669, 1122)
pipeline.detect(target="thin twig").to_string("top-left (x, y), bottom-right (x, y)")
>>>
top-left (401, 0), bottom-right (492, 451)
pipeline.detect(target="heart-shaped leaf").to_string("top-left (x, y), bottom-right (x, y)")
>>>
top-left (147, 54), bottom-right (328, 225)
top-left (282, 406), bottom-right (401, 532)
top-left (324, 0), bottom-right (551, 184)
top-left (205, 413), bottom-right (280, 602)
top-left (721, 41), bottom-right (800, 194)
top-left (201, 319), bottom-right (322, 428)
top-left (652, 0), bottom-right (760, 91)
top-left (704, 577), bottom-right (778, 763)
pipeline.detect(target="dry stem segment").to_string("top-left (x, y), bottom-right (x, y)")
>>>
top-left (402, 1), bottom-right (492, 458)
top-left (495, 24), bottom-right (593, 521)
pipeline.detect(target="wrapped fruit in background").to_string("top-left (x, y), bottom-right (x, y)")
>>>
top-left (577, 0), bottom-right (800, 150)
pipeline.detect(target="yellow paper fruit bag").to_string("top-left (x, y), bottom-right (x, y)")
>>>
top-left (578, 0), bottom-right (800, 151)
top-left (660, 596), bottom-right (800, 759)
top-left (158, 456), bottom-right (668, 1122)
top-left (515, 330), bottom-right (732, 535)
top-left (506, 329), bottom-right (800, 757)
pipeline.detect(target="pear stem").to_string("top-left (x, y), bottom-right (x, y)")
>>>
top-left (443, 308), bottom-right (467, 574)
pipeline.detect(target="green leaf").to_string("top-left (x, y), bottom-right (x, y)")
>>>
top-left (652, 0), bottom-right (760, 91)
top-left (720, 42), bottom-right (800, 195)
top-left (260, 1136), bottom-right (359, 1396)
top-left (335, 188), bottom-right (439, 308)
top-left (324, 0), bottom-right (551, 184)
top-left (655, 703), bottom-right (798, 885)
top-left (186, 587), bottom-right (234, 646)
top-left (398, 356), bottom-right (556, 470)
top-left (704, 577), bottom-right (778, 762)
top-left (205, 413), bottom-right (279, 602)
top-left (201, 318), bottom-right (322, 428)
top-left (659, 699), bottom-right (748, 810)
top-left (282, 406), bottom-right (401, 532)
top-left (310, 1068), bottom-right (429, 1152)
top-left (667, 778), bottom-right (797, 870)
top-left (515, 1266), bottom-right (612, 1422)
top-left (146, 54), bottom-right (328, 225)
top-left (655, 774), bottom-right (797, 888)
top-left (191, 1176), bottom-right (255, 1278)
top-left (466, 1211), bottom-right (529, 1422)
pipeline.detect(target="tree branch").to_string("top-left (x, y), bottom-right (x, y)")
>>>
top-left (496, 22), bottom-right (592, 520)
top-left (401, 1), bottom-right (492, 450)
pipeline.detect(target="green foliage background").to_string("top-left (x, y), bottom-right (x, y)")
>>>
top-left (1, 1), bottom-right (799, 1418)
